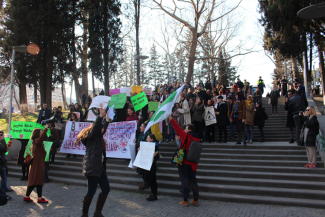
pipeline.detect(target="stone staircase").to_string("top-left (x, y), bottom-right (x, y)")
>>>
top-left (219, 96), bottom-right (293, 142)
top-left (7, 142), bottom-right (325, 208)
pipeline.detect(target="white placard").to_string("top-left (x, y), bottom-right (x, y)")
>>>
top-left (204, 106), bottom-right (217, 126)
top-left (128, 144), bottom-right (136, 169)
top-left (89, 96), bottom-right (111, 109)
top-left (60, 120), bottom-right (137, 159)
top-left (87, 109), bottom-right (96, 122)
top-left (133, 142), bottom-right (155, 171)
top-left (120, 87), bottom-right (132, 97)
top-left (143, 87), bottom-right (152, 95)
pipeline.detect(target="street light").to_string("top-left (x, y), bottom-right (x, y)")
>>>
top-left (297, 3), bottom-right (325, 19)
top-left (133, 55), bottom-right (149, 85)
top-left (8, 44), bottom-right (40, 135)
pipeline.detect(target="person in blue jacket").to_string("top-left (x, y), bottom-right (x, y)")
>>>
top-left (36, 103), bottom-right (52, 124)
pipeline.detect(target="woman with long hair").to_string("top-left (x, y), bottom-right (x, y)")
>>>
top-left (192, 97), bottom-right (205, 142)
top-left (300, 106), bottom-right (320, 168)
top-left (126, 107), bottom-right (139, 127)
top-left (76, 105), bottom-right (110, 217)
top-left (23, 124), bottom-right (50, 203)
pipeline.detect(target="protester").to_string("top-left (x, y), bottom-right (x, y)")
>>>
top-left (66, 113), bottom-right (78, 158)
top-left (178, 93), bottom-right (191, 129)
top-left (187, 88), bottom-right (196, 102)
top-left (281, 76), bottom-right (288, 96)
top-left (192, 97), bottom-right (205, 142)
top-left (87, 94), bottom-right (92, 104)
top-left (227, 96), bottom-right (235, 138)
top-left (17, 139), bottom-right (29, 180)
top-left (245, 95), bottom-right (254, 144)
top-left (232, 82), bottom-right (238, 92)
top-left (48, 127), bottom-right (60, 165)
top-left (269, 86), bottom-right (280, 115)
top-left (205, 100), bottom-right (216, 143)
top-left (243, 82), bottom-right (253, 99)
top-left (82, 103), bottom-right (90, 122)
top-left (56, 106), bottom-right (64, 124)
top-left (74, 103), bottom-right (83, 115)
top-left (284, 90), bottom-right (295, 143)
top-left (277, 78), bottom-right (281, 91)
top-left (231, 93), bottom-right (246, 146)
top-left (237, 88), bottom-right (245, 101)
top-left (170, 104), bottom-right (180, 142)
top-left (229, 88), bottom-right (236, 101)
top-left (36, 103), bottom-right (51, 124)
top-left (312, 86), bottom-right (320, 95)
top-left (205, 80), bottom-right (212, 90)
top-left (297, 82), bottom-right (306, 95)
top-left (189, 98), bottom-right (195, 120)
top-left (254, 101), bottom-right (266, 142)
top-left (99, 89), bottom-right (105, 95)
top-left (300, 106), bottom-right (320, 168)
top-left (0, 177), bottom-right (7, 206)
top-left (216, 96), bottom-right (228, 143)
top-left (253, 87), bottom-right (262, 106)
top-left (237, 78), bottom-right (244, 89)
top-left (168, 115), bottom-right (200, 207)
top-left (257, 76), bottom-right (265, 95)
top-left (126, 107), bottom-right (140, 127)
top-left (81, 91), bottom-right (87, 108)
top-left (76, 105), bottom-right (110, 217)
top-left (0, 132), bottom-right (12, 195)
top-left (23, 124), bottom-right (50, 203)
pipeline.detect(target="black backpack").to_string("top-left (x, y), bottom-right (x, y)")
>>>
top-left (185, 135), bottom-right (203, 163)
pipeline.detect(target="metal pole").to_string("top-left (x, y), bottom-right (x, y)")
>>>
top-left (8, 48), bottom-right (15, 135)
top-left (313, 62), bottom-right (316, 86)
top-left (303, 52), bottom-right (309, 97)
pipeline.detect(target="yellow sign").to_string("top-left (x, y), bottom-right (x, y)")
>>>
top-left (132, 86), bottom-right (143, 94)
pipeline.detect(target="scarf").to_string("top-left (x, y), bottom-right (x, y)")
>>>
top-left (246, 100), bottom-right (252, 107)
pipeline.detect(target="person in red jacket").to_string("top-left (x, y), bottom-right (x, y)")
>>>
top-left (168, 115), bottom-right (200, 207)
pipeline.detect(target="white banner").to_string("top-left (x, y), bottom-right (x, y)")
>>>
top-left (133, 142), bottom-right (155, 171)
top-left (60, 121), bottom-right (137, 159)
top-left (89, 96), bottom-right (111, 109)
top-left (204, 106), bottom-right (217, 126)
top-left (120, 87), bottom-right (132, 97)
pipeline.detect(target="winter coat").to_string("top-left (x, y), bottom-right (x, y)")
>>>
top-left (192, 103), bottom-right (205, 122)
top-left (245, 101), bottom-right (254, 126)
top-left (0, 139), bottom-right (7, 159)
top-left (216, 102), bottom-right (229, 127)
top-left (17, 139), bottom-right (29, 165)
top-left (253, 91), bottom-right (262, 104)
top-left (37, 108), bottom-right (52, 124)
top-left (116, 103), bottom-right (128, 122)
top-left (28, 128), bottom-right (48, 186)
top-left (178, 99), bottom-right (191, 128)
top-left (288, 93), bottom-right (307, 115)
top-left (126, 114), bottom-right (140, 127)
top-left (270, 90), bottom-right (280, 105)
top-left (230, 100), bottom-right (246, 120)
top-left (254, 107), bottom-right (266, 127)
top-left (170, 119), bottom-right (200, 171)
top-left (284, 101), bottom-right (295, 128)
top-left (205, 82), bottom-right (212, 90)
top-left (301, 116), bottom-right (319, 147)
top-left (81, 116), bottom-right (106, 177)
top-left (243, 85), bottom-right (253, 98)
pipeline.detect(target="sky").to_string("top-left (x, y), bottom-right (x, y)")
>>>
top-left (66, 0), bottom-right (276, 102)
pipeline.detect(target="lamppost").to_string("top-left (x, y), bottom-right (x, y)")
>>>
top-left (8, 44), bottom-right (40, 135)
top-left (133, 55), bottom-right (149, 85)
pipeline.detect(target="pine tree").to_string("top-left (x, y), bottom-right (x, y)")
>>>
top-left (147, 44), bottom-right (164, 87)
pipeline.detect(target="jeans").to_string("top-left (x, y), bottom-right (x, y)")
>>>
top-left (0, 165), bottom-right (7, 191)
top-left (178, 164), bottom-right (199, 200)
top-left (169, 123), bottom-right (175, 141)
top-left (245, 125), bottom-right (254, 141)
top-left (228, 117), bottom-right (235, 135)
top-left (86, 168), bottom-right (110, 197)
top-left (272, 104), bottom-right (278, 114)
top-left (258, 127), bottom-right (264, 138)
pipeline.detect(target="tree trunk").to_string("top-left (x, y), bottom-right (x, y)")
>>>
top-left (103, 4), bottom-right (110, 95)
top-left (70, 81), bottom-right (73, 104)
top-left (319, 50), bottom-right (325, 98)
top-left (34, 81), bottom-right (37, 112)
top-left (291, 57), bottom-right (299, 80)
top-left (61, 81), bottom-right (68, 109)
top-left (134, 0), bottom-right (140, 85)
top-left (81, 12), bottom-right (89, 95)
top-left (19, 80), bottom-right (27, 115)
top-left (186, 30), bottom-right (198, 83)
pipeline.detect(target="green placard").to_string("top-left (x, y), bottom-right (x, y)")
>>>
top-left (148, 102), bottom-right (159, 111)
top-left (10, 121), bottom-right (44, 139)
top-left (24, 139), bottom-right (53, 162)
top-left (130, 92), bottom-right (148, 111)
top-left (108, 93), bottom-right (127, 109)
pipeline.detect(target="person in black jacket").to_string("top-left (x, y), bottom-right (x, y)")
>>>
top-left (81, 91), bottom-right (87, 108)
top-left (205, 80), bottom-right (212, 90)
top-left (216, 96), bottom-right (228, 143)
top-left (269, 86), bottom-right (280, 115)
top-left (254, 102), bottom-right (266, 142)
top-left (76, 105), bottom-right (109, 217)
top-left (300, 106), bottom-right (319, 168)
top-left (284, 90), bottom-right (295, 143)
top-left (17, 139), bottom-right (29, 180)
top-left (36, 103), bottom-right (51, 124)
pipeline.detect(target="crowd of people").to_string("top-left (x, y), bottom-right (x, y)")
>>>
top-left (0, 75), bottom-right (321, 215)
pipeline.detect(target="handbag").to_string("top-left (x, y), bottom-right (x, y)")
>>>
top-left (24, 153), bottom-right (33, 165)
top-left (171, 135), bottom-right (188, 165)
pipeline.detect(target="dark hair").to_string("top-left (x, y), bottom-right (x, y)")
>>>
top-left (227, 96), bottom-right (233, 100)
top-left (296, 90), bottom-right (302, 95)
top-left (147, 134), bottom-right (157, 142)
top-left (218, 95), bottom-right (223, 99)
top-left (141, 122), bottom-right (148, 128)
top-left (256, 101), bottom-right (262, 107)
top-left (128, 107), bottom-right (135, 113)
top-left (186, 124), bottom-right (195, 132)
top-left (0, 130), bottom-right (4, 136)
top-left (31, 129), bottom-right (41, 140)
top-left (58, 106), bottom-right (62, 109)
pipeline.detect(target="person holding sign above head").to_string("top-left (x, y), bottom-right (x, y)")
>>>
top-left (138, 134), bottom-right (159, 201)
top-left (168, 115), bottom-right (200, 207)
top-left (76, 104), bottom-right (110, 217)
top-left (23, 124), bottom-right (50, 203)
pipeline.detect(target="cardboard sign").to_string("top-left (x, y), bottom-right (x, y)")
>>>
top-left (24, 139), bottom-right (53, 162)
top-left (148, 102), bottom-right (159, 111)
top-left (132, 86), bottom-right (143, 94)
top-left (108, 93), bottom-right (127, 109)
top-left (133, 142), bottom-right (155, 171)
top-left (10, 121), bottom-right (43, 139)
top-left (130, 92), bottom-right (148, 111)
top-left (60, 121), bottom-right (137, 159)
top-left (204, 106), bottom-right (217, 126)
top-left (120, 87), bottom-right (132, 97)
top-left (87, 109), bottom-right (97, 122)
top-left (110, 89), bottom-right (120, 96)
top-left (143, 88), bottom-right (152, 95)
top-left (89, 95), bottom-right (111, 109)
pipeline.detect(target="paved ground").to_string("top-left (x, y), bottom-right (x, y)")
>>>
top-left (1, 178), bottom-right (325, 217)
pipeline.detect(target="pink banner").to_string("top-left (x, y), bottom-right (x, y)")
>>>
top-left (110, 88), bottom-right (120, 96)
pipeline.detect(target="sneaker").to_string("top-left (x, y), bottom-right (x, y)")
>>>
top-left (180, 200), bottom-right (189, 207)
top-left (304, 163), bottom-right (311, 168)
top-left (23, 197), bottom-right (33, 202)
top-left (37, 198), bottom-right (49, 203)
top-left (191, 200), bottom-right (199, 206)
top-left (249, 140), bottom-right (253, 144)
top-left (309, 164), bottom-right (317, 168)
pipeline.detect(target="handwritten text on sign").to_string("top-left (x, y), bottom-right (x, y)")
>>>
top-left (60, 121), bottom-right (137, 159)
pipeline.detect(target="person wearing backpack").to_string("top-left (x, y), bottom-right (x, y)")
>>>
top-left (168, 115), bottom-right (200, 207)
top-left (254, 101), bottom-right (267, 142)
